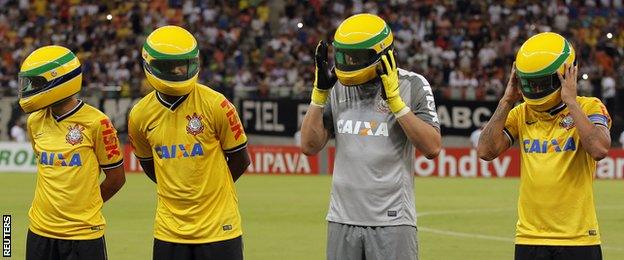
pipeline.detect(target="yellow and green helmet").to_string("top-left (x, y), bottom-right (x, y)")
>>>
top-left (333, 13), bottom-right (394, 86)
top-left (515, 32), bottom-right (576, 111)
top-left (18, 45), bottom-right (82, 113)
top-left (142, 25), bottom-right (200, 96)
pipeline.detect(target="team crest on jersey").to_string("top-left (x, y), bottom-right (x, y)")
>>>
top-left (185, 113), bottom-right (204, 136)
top-left (376, 98), bottom-right (390, 114)
top-left (559, 114), bottom-right (575, 130)
top-left (66, 124), bottom-right (85, 145)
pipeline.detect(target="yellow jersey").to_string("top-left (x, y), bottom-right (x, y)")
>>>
top-left (504, 96), bottom-right (611, 246)
top-left (128, 84), bottom-right (248, 244)
top-left (26, 100), bottom-right (123, 239)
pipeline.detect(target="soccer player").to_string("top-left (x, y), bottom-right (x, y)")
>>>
top-left (300, 14), bottom-right (441, 260)
top-left (128, 25), bottom-right (250, 260)
top-left (478, 32), bottom-right (611, 260)
top-left (18, 45), bottom-right (126, 260)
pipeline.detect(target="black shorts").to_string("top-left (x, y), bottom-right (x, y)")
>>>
top-left (26, 230), bottom-right (107, 260)
top-left (153, 236), bottom-right (243, 260)
top-left (515, 244), bottom-right (602, 260)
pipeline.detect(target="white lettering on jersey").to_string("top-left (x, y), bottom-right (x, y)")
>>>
top-left (336, 119), bottom-right (389, 137)
top-left (399, 69), bottom-right (439, 123)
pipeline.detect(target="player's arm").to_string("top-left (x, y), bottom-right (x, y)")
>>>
top-left (101, 165), bottom-right (125, 202)
top-left (301, 41), bottom-right (336, 156)
top-left (478, 64), bottom-right (522, 161)
top-left (128, 110), bottom-right (156, 183)
top-left (396, 113), bottom-right (440, 159)
top-left (378, 50), bottom-right (440, 158)
top-left (559, 64), bottom-right (611, 160)
top-left (139, 159), bottom-right (157, 183)
top-left (301, 106), bottom-right (331, 155)
top-left (226, 147), bottom-right (250, 182)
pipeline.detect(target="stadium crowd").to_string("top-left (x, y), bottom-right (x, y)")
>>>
top-left (0, 0), bottom-right (623, 116)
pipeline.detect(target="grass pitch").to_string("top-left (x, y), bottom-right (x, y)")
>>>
top-left (0, 173), bottom-right (623, 259)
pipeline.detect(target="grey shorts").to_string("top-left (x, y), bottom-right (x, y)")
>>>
top-left (326, 222), bottom-right (418, 260)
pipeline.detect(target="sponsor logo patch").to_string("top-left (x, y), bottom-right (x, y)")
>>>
top-left (522, 137), bottom-right (576, 153)
top-left (336, 119), bottom-right (389, 137)
top-left (220, 99), bottom-right (244, 140)
top-left (39, 151), bottom-right (82, 167)
top-left (100, 119), bottom-right (121, 159)
top-left (155, 143), bottom-right (204, 159)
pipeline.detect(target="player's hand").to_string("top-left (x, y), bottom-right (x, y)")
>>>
top-left (311, 40), bottom-right (337, 106)
top-left (379, 50), bottom-right (408, 116)
top-left (558, 62), bottom-right (578, 105)
top-left (501, 62), bottom-right (522, 105)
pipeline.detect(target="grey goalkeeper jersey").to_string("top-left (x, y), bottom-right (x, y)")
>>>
top-left (323, 68), bottom-right (439, 227)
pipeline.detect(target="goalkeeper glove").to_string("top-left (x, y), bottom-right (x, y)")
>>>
top-left (379, 50), bottom-right (409, 117)
top-left (311, 40), bottom-right (337, 107)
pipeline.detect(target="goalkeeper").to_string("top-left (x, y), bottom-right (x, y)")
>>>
top-left (300, 13), bottom-right (441, 260)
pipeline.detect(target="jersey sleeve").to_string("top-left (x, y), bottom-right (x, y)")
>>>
top-left (582, 97), bottom-right (611, 129)
top-left (406, 73), bottom-right (440, 129)
top-left (127, 109), bottom-right (153, 160)
top-left (215, 97), bottom-right (248, 153)
top-left (94, 116), bottom-right (124, 170)
top-left (26, 114), bottom-right (36, 153)
top-left (503, 106), bottom-right (520, 145)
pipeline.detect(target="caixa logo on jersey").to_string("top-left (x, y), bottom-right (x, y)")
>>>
top-left (522, 137), bottom-right (576, 153)
top-left (39, 152), bottom-right (82, 166)
top-left (155, 143), bottom-right (204, 159)
top-left (336, 119), bottom-right (389, 137)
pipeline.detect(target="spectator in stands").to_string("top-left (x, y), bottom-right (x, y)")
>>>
top-left (9, 119), bottom-right (26, 142)
top-left (0, 1), bottom-right (623, 132)
top-left (620, 130), bottom-right (624, 149)
top-left (0, 0), bottom-right (622, 103)
top-left (601, 70), bottom-right (616, 113)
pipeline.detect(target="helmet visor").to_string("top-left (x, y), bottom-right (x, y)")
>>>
top-left (146, 58), bottom-right (200, 82)
top-left (18, 76), bottom-right (49, 98)
top-left (518, 73), bottom-right (561, 99)
top-left (18, 66), bottom-right (82, 98)
top-left (335, 48), bottom-right (380, 71)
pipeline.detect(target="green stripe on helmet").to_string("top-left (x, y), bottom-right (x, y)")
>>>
top-left (143, 42), bottom-right (199, 60)
top-left (516, 40), bottom-right (571, 78)
top-left (333, 25), bottom-right (391, 49)
top-left (19, 52), bottom-right (76, 77)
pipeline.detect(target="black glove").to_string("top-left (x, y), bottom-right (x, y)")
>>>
top-left (311, 41), bottom-right (337, 106)
top-left (314, 40), bottom-right (337, 90)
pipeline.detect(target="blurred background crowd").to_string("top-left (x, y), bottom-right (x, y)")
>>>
top-left (0, 0), bottom-right (623, 135)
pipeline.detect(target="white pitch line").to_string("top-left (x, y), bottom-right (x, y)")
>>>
top-left (419, 227), bottom-right (513, 243)
top-left (417, 207), bottom-right (514, 217)
top-left (418, 207), bottom-right (624, 252)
